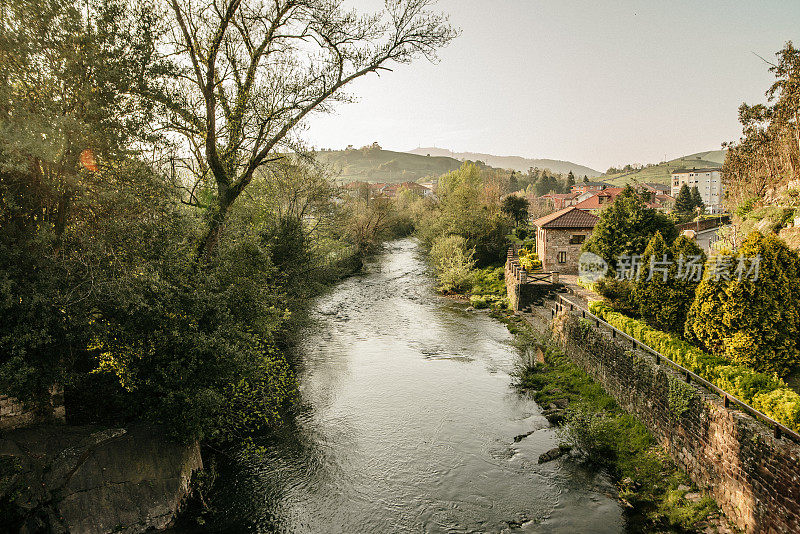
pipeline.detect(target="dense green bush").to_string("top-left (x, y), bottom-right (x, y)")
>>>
top-left (686, 232), bottom-right (800, 377)
top-left (590, 300), bottom-right (800, 431)
top-left (595, 278), bottom-right (638, 317)
top-left (471, 266), bottom-right (506, 297)
top-left (634, 233), bottom-right (705, 335)
top-left (429, 235), bottom-right (476, 293)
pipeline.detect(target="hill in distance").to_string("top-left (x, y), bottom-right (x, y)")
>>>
top-left (407, 147), bottom-right (601, 178)
top-left (601, 149), bottom-right (726, 187)
top-left (313, 147), bottom-right (465, 184)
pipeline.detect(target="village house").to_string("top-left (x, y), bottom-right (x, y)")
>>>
top-left (570, 181), bottom-right (607, 194)
top-left (532, 206), bottom-right (599, 274)
top-left (572, 187), bottom-right (625, 212)
top-left (538, 191), bottom-right (580, 209)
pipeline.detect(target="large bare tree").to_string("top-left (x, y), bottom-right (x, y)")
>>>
top-left (142, 0), bottom-right (456, 256)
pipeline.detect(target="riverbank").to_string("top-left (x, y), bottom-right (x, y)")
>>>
top-left (434, 258), bottom-right (731, 532)
top-left (503, 312), bottom-right (732, 532)
top-left (181, 239), bottom-right (626, 532)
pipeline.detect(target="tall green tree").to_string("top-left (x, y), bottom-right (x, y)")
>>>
top-left (723, 42), bottom-right (800, 215)
top-left (674, 183), bottom-right (694, 213)
top-left (501, 195), bottom-right (529, 226)
top-left (583, 185), bottom-right (678, 269)
top-left (140, 0), bottom-right (456, 257)
top-left (690, 186), bottom-right (705, 213)
top-left (635, 233), bottom-right (705, 335)
top-left (566, 171), bottom-right (576, 190)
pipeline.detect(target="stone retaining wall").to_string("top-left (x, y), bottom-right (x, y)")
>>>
top-left (550, 311), bottom-right (800, 533)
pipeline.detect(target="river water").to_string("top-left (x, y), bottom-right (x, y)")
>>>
top-left (211, 239), bottom-right (624, 533)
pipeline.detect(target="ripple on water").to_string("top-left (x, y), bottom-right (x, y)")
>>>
top-left (211, 239), bottom-right (623, 534)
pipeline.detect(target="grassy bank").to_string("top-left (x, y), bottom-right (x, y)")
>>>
top-left (492, 311), bottom-right (730, 533)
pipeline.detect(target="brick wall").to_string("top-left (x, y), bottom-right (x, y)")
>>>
top-left (549, 311), bottom-right (800, 533)
top-left (0, 386), bottom-right (65, 430)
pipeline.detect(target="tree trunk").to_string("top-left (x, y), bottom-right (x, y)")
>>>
top-left (197, 198), bottom-right (230, 260)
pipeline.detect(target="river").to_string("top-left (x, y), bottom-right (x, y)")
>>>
top-left (210, 239), bottom-right (624, 533)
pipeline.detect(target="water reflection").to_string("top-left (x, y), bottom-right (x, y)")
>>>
top-left (211, 239), bottom-right (623, 533)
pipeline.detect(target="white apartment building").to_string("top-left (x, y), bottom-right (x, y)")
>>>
top-left (670, 168), bottom-right (725, 214)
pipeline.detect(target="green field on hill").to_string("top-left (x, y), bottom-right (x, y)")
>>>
top-left (601, 150), bottom-right (726, 187)
top-left (314, 148), bottom-right (464, 183)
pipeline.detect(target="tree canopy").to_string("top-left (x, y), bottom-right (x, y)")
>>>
top-left (582, 185), bottom-right (678, 269)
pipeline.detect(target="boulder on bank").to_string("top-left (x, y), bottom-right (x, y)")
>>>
top-left (0, 424), bottom-right (201, 534)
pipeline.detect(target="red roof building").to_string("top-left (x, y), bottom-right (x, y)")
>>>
top-left (572, 187), bottom-right (625, 212)
top-left (531, 207), bottom-right (599, 273)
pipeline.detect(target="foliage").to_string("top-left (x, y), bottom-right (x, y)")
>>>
top-left (595, 278), bottom-right (638, 317)
top-left (509, 324), bottom-right (720, 532)
top-left (582, 185), bottom-right (678, 269)
top-left (415, 163), bottom-right (512, 266)
top-left (517, 248), bottom-right (542, 272)
top-left (135, 0), bottom-right (455, 257)
top-left (1, 0), bottom-right (434, 443)
top-left (674, 184), bottom-right (694, 213)
top-left (690, 186), bottom-right (705, 213)
top-left (686, 232), bottom-right (800, 376)
top-left (429, 235), bottom-right (475, 293)
top-left (590, 300), bottom-right (800, 431)
top-left (469, 295), bottom-right (489, 309)
top-left (633, 234), bottom-right (705, 335)
top-left (470, 266), bottom-right (506, 297)
top-left (500, 195), bottom-right (529, 225)
top-left (723, 42), bottom-right (800, 216)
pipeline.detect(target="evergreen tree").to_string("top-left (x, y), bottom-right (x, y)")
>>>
top-left (583, 185), bottom-right (678, 269)
top-left (566, 171), bottom-right (576, 190)
top-left (690, 186), bottom-right (705, 213)
top-left (501, 195), bottom-right (529, 226)
top-left (686, 232), bottom-right (800, 376)
top-left (635, 234), bottom-right (705, 335)
top-left (674, 183), bottom-right (694, 212)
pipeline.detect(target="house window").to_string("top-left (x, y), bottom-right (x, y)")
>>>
top-left (557, 251), bottom-right (567, 264)
top-left (569, 234), bottom-right (586, 245)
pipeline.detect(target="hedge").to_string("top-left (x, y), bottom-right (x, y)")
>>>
top-left (588, 301), bottom-right (800, 431)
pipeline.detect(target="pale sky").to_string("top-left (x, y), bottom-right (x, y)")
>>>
top-left (301, 0), bottom-right (800, 172)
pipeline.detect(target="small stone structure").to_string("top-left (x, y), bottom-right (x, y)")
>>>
top-left (548, 309), bottom-right (800, 534)
top-left (0, 386), bottom-right (65, 430)
top-left (531, 207), bottom-right (598, 274)
top-left (504, 248), bottom-right (561, 311)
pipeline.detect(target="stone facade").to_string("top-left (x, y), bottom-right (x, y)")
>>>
top-left (0, 386), bottom-right (65, 430)
top-left (504, 252), bottom-right (561, 311)
top-left (551, 311), bottom-right (800, 534)
top-left (536, 227), bottom-right (593, 274)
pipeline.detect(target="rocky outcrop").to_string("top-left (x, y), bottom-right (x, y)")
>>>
top-left (0, 424), bottom-right (202, 533)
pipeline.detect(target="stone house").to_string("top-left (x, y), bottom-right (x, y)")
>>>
top-left (532, 206), bottom-right (599, 273)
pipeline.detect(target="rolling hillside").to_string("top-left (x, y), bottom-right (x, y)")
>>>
top-left (314, 148), bottom-right (464, 183)
top-left (601, 150), bottom-right (726, 187)
top-left (407, 147), bottom-right (601, 178)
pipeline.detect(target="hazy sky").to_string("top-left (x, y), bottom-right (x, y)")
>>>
top-left (301, 0), bottom-right (800, 172)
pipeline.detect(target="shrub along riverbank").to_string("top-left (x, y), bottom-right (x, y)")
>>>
top-left (590, 301), bottom-right (800, 431)
top-left (501, 313), bottom-right (727, 533)
top-left (424, 255), bottom-right (726, 531)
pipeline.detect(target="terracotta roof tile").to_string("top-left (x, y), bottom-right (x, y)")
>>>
top-left (532, 206), bottom-right (599, 228)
